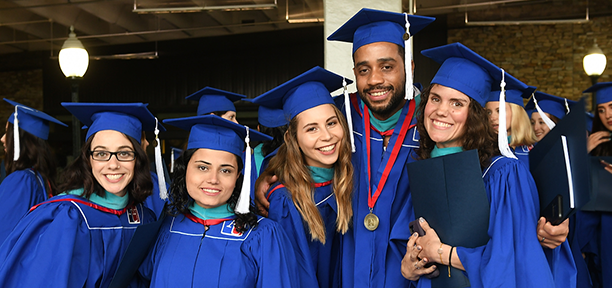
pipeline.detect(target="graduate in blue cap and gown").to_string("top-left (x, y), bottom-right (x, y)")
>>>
top-left (252, 67), bottom-right (354, 288)
top-left (0, 102), bottom-right (158, 287)
top-left (399, 42), bottom-right (576, 288)
top-left (0, 99), bottom-right (67, 244)
top-left (324, 9), bottom-right (436, 287)
top-left (250, 105), bottom-right (288, 175)
top-left (485, 86), bottom-right (538, 168)
top-left (574, 82), bottom-right (612, 288)
top-left (139, 115), bottom-right (300, 287)
top-left (186, 86), bottom-right (246, 123)
top-left (525, 91), bottom-right (576, 142)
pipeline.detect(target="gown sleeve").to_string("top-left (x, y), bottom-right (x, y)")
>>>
top-left (242, 218), bottom-right (301, 288)
top-left (0, 201), bottom-right (91, 288)
top-left (456, 158), bottom-right (558, 288)
top-left (267, 186), bottom-right (320, 287)
top-left (0, 170), bottom-right (46, 243)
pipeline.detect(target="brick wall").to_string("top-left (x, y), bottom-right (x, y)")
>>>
top-left (444, 1), bottom-right (612, 109)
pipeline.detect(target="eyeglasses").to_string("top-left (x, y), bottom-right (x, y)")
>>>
top-left (90, 150), bottom-right (136, 162)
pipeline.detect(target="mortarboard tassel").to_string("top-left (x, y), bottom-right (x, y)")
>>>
top-left (154, 118), bottom-right (168, 200)
top-left (564, 98), bottom-right (571, 115)
top-left (12, 106), bottom-right (20, 161)
top-left (498, 69), bottom-right (517, 159)
top-left (343, 77), bottom-right (356, 153)
top-left (170, 149), bottom-right (175, 173)
top-left (533, 95), bottom-right (556, 130)
top-left (404, 13), bottom-right (414, 101)
top-left (236, 126), bottom-right (251, 214)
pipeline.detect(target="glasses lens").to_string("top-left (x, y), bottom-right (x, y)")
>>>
top-left (117, 151), bottom-right (135, 161)
top-left (91, 150), bottom-right (109, 161)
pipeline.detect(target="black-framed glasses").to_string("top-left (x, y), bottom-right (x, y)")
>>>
top-left (90, 150), bottom-right (136, 162)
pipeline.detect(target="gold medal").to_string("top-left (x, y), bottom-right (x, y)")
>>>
top-left (364, 212), bottom-right (379, 231)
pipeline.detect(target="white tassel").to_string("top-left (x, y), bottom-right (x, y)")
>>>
top-left (12, 106), bottom-right (20, 161)
top-left (170, 149), bottom-right (175, 173)
top-left (343, 77), bottom-right (356, 153)
top-left (564, 98), bottom-right (570, 115)
top-left (154, 118), bottom-right (168, 200)
top-left (498, 69), bottom-right (517, 159)
top-left (533, 95), bottom-right (556, 130)
top-left (404, 13), bottom-right (414, 101)
top-left (236, 126), bottom-right (251, 214)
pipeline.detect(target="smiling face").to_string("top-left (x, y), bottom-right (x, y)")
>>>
top-left (530, 111), bottom-right (552, 141)
top-left (89, 130), bottom-right (135, 197)
top-left (186, 148), bottom-right (240, 209)
top-left (353, 41), bottom-right (406, 120)
top-left (295, 104), bottom-right (345, 168)
top-left (485, 101), bottom-right (512, 134)
top-left (597, 100), bottom-right (612, 131)
top-left (423, 85), bottom-right (470, 148)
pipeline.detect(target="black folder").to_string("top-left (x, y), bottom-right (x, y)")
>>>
top-left (109, 214), bottom-right (165, 288)
top-left (529, 98), bottom-right (591, 225)
top-left (407, 149), bottom-right (490, 288)
top-left (581, 156), bottom-right (612, 212)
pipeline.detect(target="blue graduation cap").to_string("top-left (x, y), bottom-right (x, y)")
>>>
top-left (4, 98), bottom-right (67, 140)
top-left (163, 114), bottom-right (272, 214)
top-left (327, 8), bottom-right (435, 54)
top-left (422, 43), bottom-right (528, 107)
top-left (525, 91), bottom-right (575, 120)
top-left (4, 98), bottom-right (68, 162)
top-left (250, 66), bottom-right (351, 120)
top-left (584, 82), bottom-right (612, 105)
top-left (185, 87), bottom-right (246, 116)
top-left (257, 105), bottom-right (289, 128)
top-left (487, 85), bottom-right (536, 108)
top-left (61, 102), bottom-right (165, 144)
top-left (422, 42), bottom-right (528, 159)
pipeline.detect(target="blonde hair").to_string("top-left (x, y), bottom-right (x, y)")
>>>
top-left (257, 104), bottom-right (353, 244)
top-left (509, 103), bottom-right (538, 147)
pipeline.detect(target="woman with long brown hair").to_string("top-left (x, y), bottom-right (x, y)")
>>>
top-left (0, 99), bottom-right (66, 244)
top-left (0, 103), bottom-right (157, 287)
top-left (400, 43), bottom-right (575, 288)
top-left (254, 67), bottom-right (354, 288)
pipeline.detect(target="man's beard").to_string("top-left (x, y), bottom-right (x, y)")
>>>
top-left (359, 83), bottom-right (406, 119)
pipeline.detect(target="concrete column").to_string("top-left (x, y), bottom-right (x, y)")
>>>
top-left (324, 0), bottom-right (402, 94)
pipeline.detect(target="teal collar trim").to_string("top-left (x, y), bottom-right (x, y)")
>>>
top-left (309, 166), bottom-right (334, 183)
top-left (189, 203), bottom-right (234, 220)
top-left (61, 188), bottom-right (129, 210)
top-left (368, 107), bottom-right (402, 132)
top-left (431, 146), bottom-right (464, 158)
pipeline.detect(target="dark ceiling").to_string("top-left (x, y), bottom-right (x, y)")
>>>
top-left (0, 0), bottom-right (610, 55)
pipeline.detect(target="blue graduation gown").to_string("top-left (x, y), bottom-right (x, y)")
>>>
top-left (0, 194), bottom-right (155, 287)
top-left (577, 211), bottom-right (612, 288)
top-left (143, 171), bottom-right (169, 219)
top-left (453, 156), bottom-right (574, 288)
top-left (513, 144), bottom-right (531, 169)
top-left (260, 147), bottom-right (279, 176)
top-left (139, 214), bottom-right (300, 287)
top-left (267, 181), bottom-right (341, 288)
top-left (335, 93), bottom-right (420, 288)
top-left (0, 169), bottom-right (48, 245)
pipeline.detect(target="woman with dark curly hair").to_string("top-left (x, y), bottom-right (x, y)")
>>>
top-left (0, 103), bottom-right (158, 287)
top-left (252, 67), bottom-right (354, 288)
top-left (400, 43), bottom-right (575, 288)
top-left (0, 99), bottom-right (67, 244)
top-left (139, 115), bottom-right (299, 287)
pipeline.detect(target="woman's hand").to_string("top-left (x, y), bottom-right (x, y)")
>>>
top-left (537, 217), bottom-right (568, 249)
top-left (401, 232), bottom-right (437, 281)
top-left (587, 131), bottom-right (611, 153)
top-left (414, 218), bottom-right (443, 263)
